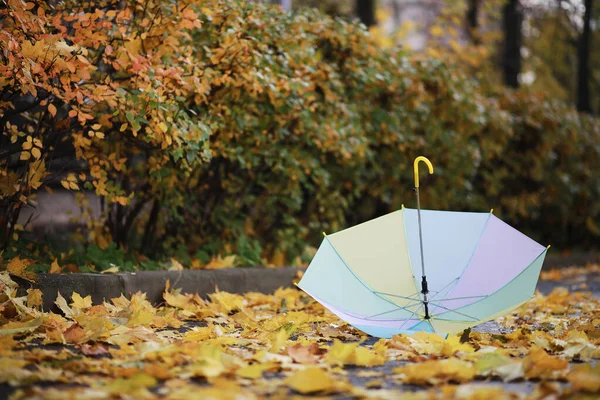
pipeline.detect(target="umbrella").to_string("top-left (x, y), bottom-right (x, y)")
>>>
top-left (297, 156), bottom-right (549, 338)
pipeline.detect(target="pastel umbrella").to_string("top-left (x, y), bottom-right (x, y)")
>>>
top-left (297, 156), bottom-right (549, 338)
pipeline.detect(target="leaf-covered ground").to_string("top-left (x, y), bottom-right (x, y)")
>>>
top-left (0, 268), bottom-right (599, 399)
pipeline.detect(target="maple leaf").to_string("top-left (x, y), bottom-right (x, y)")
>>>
top-left (71, 292), bottom-right (93, 309)
top-left (48, 259), bottom-right (62, 274)
top-left (393, 358), bottom-right (477, 385)
top-left (104, 373), bottom-right (157, 396)
top-left (208, 291), bottom-right (245, 314)
top-left (287, 342), bottom-right (322, 364)
top-left (26, 289), bottom-right (43, 309)
top-left (284, 367), bottom-right (336, 394)
top-left (63, 323), bottom-right (87, 343)
top-left (79, 343), bottom-right (109, 357)
top-left (474, 352), bottom-right (524, 381)
top-left (523, 347), bottom-right (569, 380)
top-left (54, 292), bottom-right (75, 317)
top-left (0, 317), bottom-right (43, 335)
top-left (325, 340), bottom-right (385, 367)
top-left (235, 362), bottom-right (277, 379)
top-left (569, 364), bottom-right (600, 393)
top-left (6, 256), bottom-right (38, 282)
top-left (203, 255), bottom-right (237, 269)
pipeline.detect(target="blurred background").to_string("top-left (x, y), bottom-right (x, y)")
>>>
top-left (1, 0), bottom-right (598, 272)
top-left (289, 0), bottom-right (598, 112)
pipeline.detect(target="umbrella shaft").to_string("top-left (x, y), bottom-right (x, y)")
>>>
top-left (416, 187), bottom-right (430, 319)
top-left (416, 188), bottom-right (426, 278)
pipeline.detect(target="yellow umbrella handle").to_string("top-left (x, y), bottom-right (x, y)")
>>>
top-left (413, 156), bottom-right (434, 188)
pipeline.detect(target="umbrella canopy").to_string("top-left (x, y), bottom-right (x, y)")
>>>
top-left (297, 157), bottom-right (548, 338)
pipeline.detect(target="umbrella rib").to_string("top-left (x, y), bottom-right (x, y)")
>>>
top-left (399, 304), bottom-right (424, 330)
top-left (428, 302), bottom-right (479, 322)
top-left (424, 278), bottom-right (459, 303)
top-left (364, 300), bottom-right (423, 320)
top-left (373, 291), bottom-right (422, 301)
top-left (431, 295), bottom-right (488, 302)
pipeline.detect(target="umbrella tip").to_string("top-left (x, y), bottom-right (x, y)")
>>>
top-left (401, 204), bottom-right (404, 209)
top-left (322, 232), bottom-right (327, 237)
top-left (547, 244), bottom-right (551, 249)
top-left (490, 208), bottom-right (494, 213)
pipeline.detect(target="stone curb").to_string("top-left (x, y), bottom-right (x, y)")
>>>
top-left (17, 268), bottom-right (302, 312)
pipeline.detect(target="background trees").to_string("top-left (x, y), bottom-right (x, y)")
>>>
top-left (1, 0), bottom-right (598, 271)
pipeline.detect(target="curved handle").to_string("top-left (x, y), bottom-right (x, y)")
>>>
top-left (413, 156), bottom-right (434, 188)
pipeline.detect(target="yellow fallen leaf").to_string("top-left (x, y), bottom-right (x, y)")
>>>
top-left (442, 334), bottom-right (475, 357)
top-left (268, 328), bottom-right (290, 354)
top-left (569, 364), bottom-right (600, 393)
top-left (393, 358), bottom-right (476, 385)
top-left (235, 362), bottom-right (276, 379)
top-left (523, 347), bottom-right (569, 380)
top-left (285, 367), bottom-right (335, 394)
top-left (6, 256), bottom-right (38, 282)
top-left (26, 288), bottom-right (43, 309)
top-left (105, 373), bottom-right (157, 395)
top-left (474, 352), bottom-right (523, 382)
top-left (183, 326), bottom-right (215, 342)
top-left (49, 259), bottom-right (62, 274)
top-left (0, 317), bottom-right (44, 335)
top-left (71, 292), bottom-right (93, 309)
top-left (168, 258), bottom-right (184, 271)
top-left (325, 339), bottom-right (359, 366)
top-left (324, 340), bottom-right (384, 367)
top-left (189, 357), bottom-right (225, 378)
top-left (127, 309), bottom-right (155, 327)
top-left (54, 291), bottom-right (75, 317)
top-left (203, 255), bottom-right (237, 269)
top-left (208, 291), bottom-right (244, 314)
top-left (100, 265), bottom-right (119, 274)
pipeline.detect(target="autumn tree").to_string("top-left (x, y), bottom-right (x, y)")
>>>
top-left (0, 0), bottom-right (211, 250)
top-left (577, 0), bottom-right (593, 113)
top-left (502, 0), bottom-right (523, 88)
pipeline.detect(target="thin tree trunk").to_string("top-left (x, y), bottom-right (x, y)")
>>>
top-left (502, 0), bottom-right (523, 88)
top-left (466, 0), bottom-right (481, 44)
top-left (577, 0), bottom-right (592, 113)
top-left (356, 0), bottom-right (376, 27)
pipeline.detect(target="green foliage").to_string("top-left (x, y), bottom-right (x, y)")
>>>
top-left (2, 0), bottom-right (600, 270)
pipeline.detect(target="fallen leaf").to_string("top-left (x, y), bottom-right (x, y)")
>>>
top-left (393, 358), bottom-right (476, 385)
top-left (475, 352), bottom-right (524, 381)
top-left (285, 367), bottom-right (335, 394)
top-left (287, 342), bottom-right (321, 364)
top-left (26, 289), bottom-right (43, 309)
top-left (0, 317), bottom-right (43, 335)
top-left (79, 343), bottom-right (110, 357)
top-left (523, 347), bottom-right (569, 380)
top-left (71, 292), bottom-right (93, 309)
top-left (568, 364), bottom-right (600, 393)
top-left (63, 323), bottom-right (87, 343)
top-left (49, 259), bottom-right (62, 274)
top-left (100, 265), bottom-right (119, 274)
top-left (6, 256), bottom-right (38, 282)
top-left (235, 362), bottom-right (276, 379)
top-left (55, 292), bottom-right (75, 317)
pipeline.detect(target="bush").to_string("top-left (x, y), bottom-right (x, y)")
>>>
top-left (1, 0), bottom-right (599, 270)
